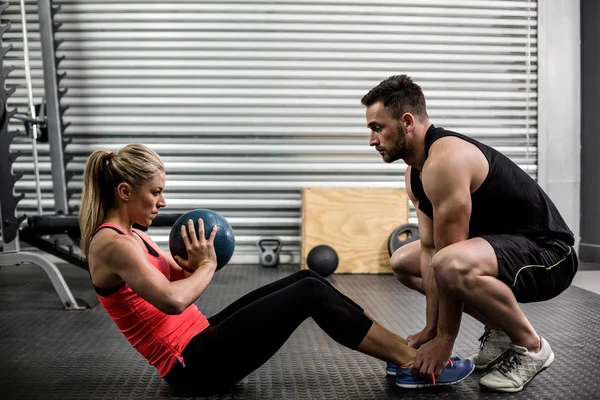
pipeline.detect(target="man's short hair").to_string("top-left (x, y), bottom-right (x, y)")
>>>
top-left (361, 74), bottom-right (428, 121)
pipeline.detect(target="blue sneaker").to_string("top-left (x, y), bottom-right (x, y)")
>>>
top-left (386, 356), bottom-right (463, 376)
top-left (395, 358), bottom-right (475, 389)
top-left (386, 362), bottom-right (399, 376)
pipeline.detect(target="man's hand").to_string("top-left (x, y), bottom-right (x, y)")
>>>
top-left (413, 336), bottom-right (454, 378)
top-left (407, 327), bottom-right (436, 349)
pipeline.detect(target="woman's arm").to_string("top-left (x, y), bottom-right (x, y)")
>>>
top-left (134, 229), bottom-right (191, 282)
top-left (100, 233), bottom-right (217, 314)
top-left (161, 247), bottom-right (192, 281)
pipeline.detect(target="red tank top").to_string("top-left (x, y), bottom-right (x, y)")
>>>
top-left (92, 223), bottom-right (210, 377)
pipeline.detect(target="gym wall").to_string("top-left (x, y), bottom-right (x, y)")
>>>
top-left (535, 0), bottom-right (581, 254)
top-left (4, 1), bottom-right (539, 264)
top-left (580, 0), bottom-right (600, 263)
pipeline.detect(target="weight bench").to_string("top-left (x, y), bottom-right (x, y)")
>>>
top-left (0, 213), bottom-right (183, 310)
top-left (0, 221), bottom-right (87, 311)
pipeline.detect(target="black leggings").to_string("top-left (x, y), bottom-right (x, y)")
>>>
top-left (164, 269), bottom-right (373, 396)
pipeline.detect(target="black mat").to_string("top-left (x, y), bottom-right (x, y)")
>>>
top-left (1, 262), bottom-right (598, 399)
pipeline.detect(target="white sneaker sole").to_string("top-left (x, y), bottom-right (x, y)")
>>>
top-left (479, 350), bottom-right (555, 393)
top-left (395, 363), bottom-right (476, 389)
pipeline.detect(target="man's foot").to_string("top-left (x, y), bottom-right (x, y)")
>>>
top-left (470, 326), bottom-right (510, 370)
top-left (395, 358), bottom-right (475, 389)
top-left (479, 337), bottom-right (554, 393)
top-left (386, 356), bottom-right (463, 376)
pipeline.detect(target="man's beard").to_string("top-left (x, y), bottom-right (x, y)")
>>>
top-left (384, 126), bottom-right (408, 163)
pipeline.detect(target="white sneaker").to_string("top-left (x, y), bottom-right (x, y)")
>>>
top-left (470, 327), bottom-right (511, 370)
top-left (479, 337), bottom-right (554, 393)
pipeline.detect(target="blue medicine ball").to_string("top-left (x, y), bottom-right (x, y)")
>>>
top-left (169, 209), bottom-right (235, 271)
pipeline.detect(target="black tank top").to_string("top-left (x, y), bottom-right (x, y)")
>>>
top-left (410, 125), bottom-right (574, 245)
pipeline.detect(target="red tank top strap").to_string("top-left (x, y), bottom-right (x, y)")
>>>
top-left (132, 228), bottom-right (163, 255)
top-left (94, 222), bottom-right (130, 236)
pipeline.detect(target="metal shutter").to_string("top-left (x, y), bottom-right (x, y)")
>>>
top-left (5, 0), bottom-right (537, 264)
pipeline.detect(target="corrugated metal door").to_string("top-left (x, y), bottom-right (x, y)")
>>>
top-left (5, 0), bottom-right (538, 264)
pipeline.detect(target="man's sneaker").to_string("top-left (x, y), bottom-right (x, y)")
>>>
top-left (470, 327), bottom-right (511, 370)
top-left (479, 337), bottom-right (554, 393)
top-left (395, 358), bottom-right (475, 389)
top-left (386, 356), bottom-right (463, 376)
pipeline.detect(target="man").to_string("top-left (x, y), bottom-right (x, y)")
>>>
top-left (362, 75), bottom-right (577, 392)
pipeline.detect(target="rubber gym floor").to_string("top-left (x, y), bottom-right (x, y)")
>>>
top-left (1, 262), bottom-right (598, 399)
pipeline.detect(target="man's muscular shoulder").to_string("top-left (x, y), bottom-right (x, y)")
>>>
top-left (423, 136), bottom-right (488, 193)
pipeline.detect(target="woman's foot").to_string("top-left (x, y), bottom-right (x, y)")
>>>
top-left (386, 355), bottom-right (464, 376)
top-left (395, 358), bottom-right (475, 389)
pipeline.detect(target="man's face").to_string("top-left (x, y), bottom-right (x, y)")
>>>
top-left (366, 101), bottom-right (408, 163)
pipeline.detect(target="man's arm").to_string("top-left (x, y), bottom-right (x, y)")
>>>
top-left (422, 148), bottom-right (472, 343)
top-left (418, 211), bottom-right (439, 336)
top-left (406, 166), bottom-right (439, 342)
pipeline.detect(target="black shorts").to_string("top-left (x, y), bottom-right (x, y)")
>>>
top-left (481, 234), bottom-right (578, 303)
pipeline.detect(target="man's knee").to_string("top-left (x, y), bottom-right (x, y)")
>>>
top-left (390, 249), bottom-right (409, 275)
top-left (432, 247), bottom-right (478, 295)
top-left (390, 241), bottom-right (420, 276)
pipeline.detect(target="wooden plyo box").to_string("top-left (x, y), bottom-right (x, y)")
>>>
top-left (301, 188), bottom-right (408, 274)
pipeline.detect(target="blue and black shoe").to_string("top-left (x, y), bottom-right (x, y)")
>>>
top-left (386, 356), bottom-right (464, 376)
top-left (386, 362), bottom-right (399, 376)
top-left (395, 358), bottom-right (475, 389)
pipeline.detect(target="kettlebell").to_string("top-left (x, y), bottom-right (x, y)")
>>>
top-left (257, 237), bottom-right (282, 268)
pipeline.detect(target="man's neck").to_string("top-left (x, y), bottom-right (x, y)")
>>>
top-left (404, 121), bottom-right (432, 171)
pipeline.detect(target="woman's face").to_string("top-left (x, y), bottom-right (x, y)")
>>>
top-left (126, 170), bottom-right (167, 226)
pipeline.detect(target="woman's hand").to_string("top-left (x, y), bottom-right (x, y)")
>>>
top-left (173, 218), bottom-right (218, 273)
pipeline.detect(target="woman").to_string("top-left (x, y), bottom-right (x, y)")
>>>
top-left (79, 144), bottom-right (473, 396)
